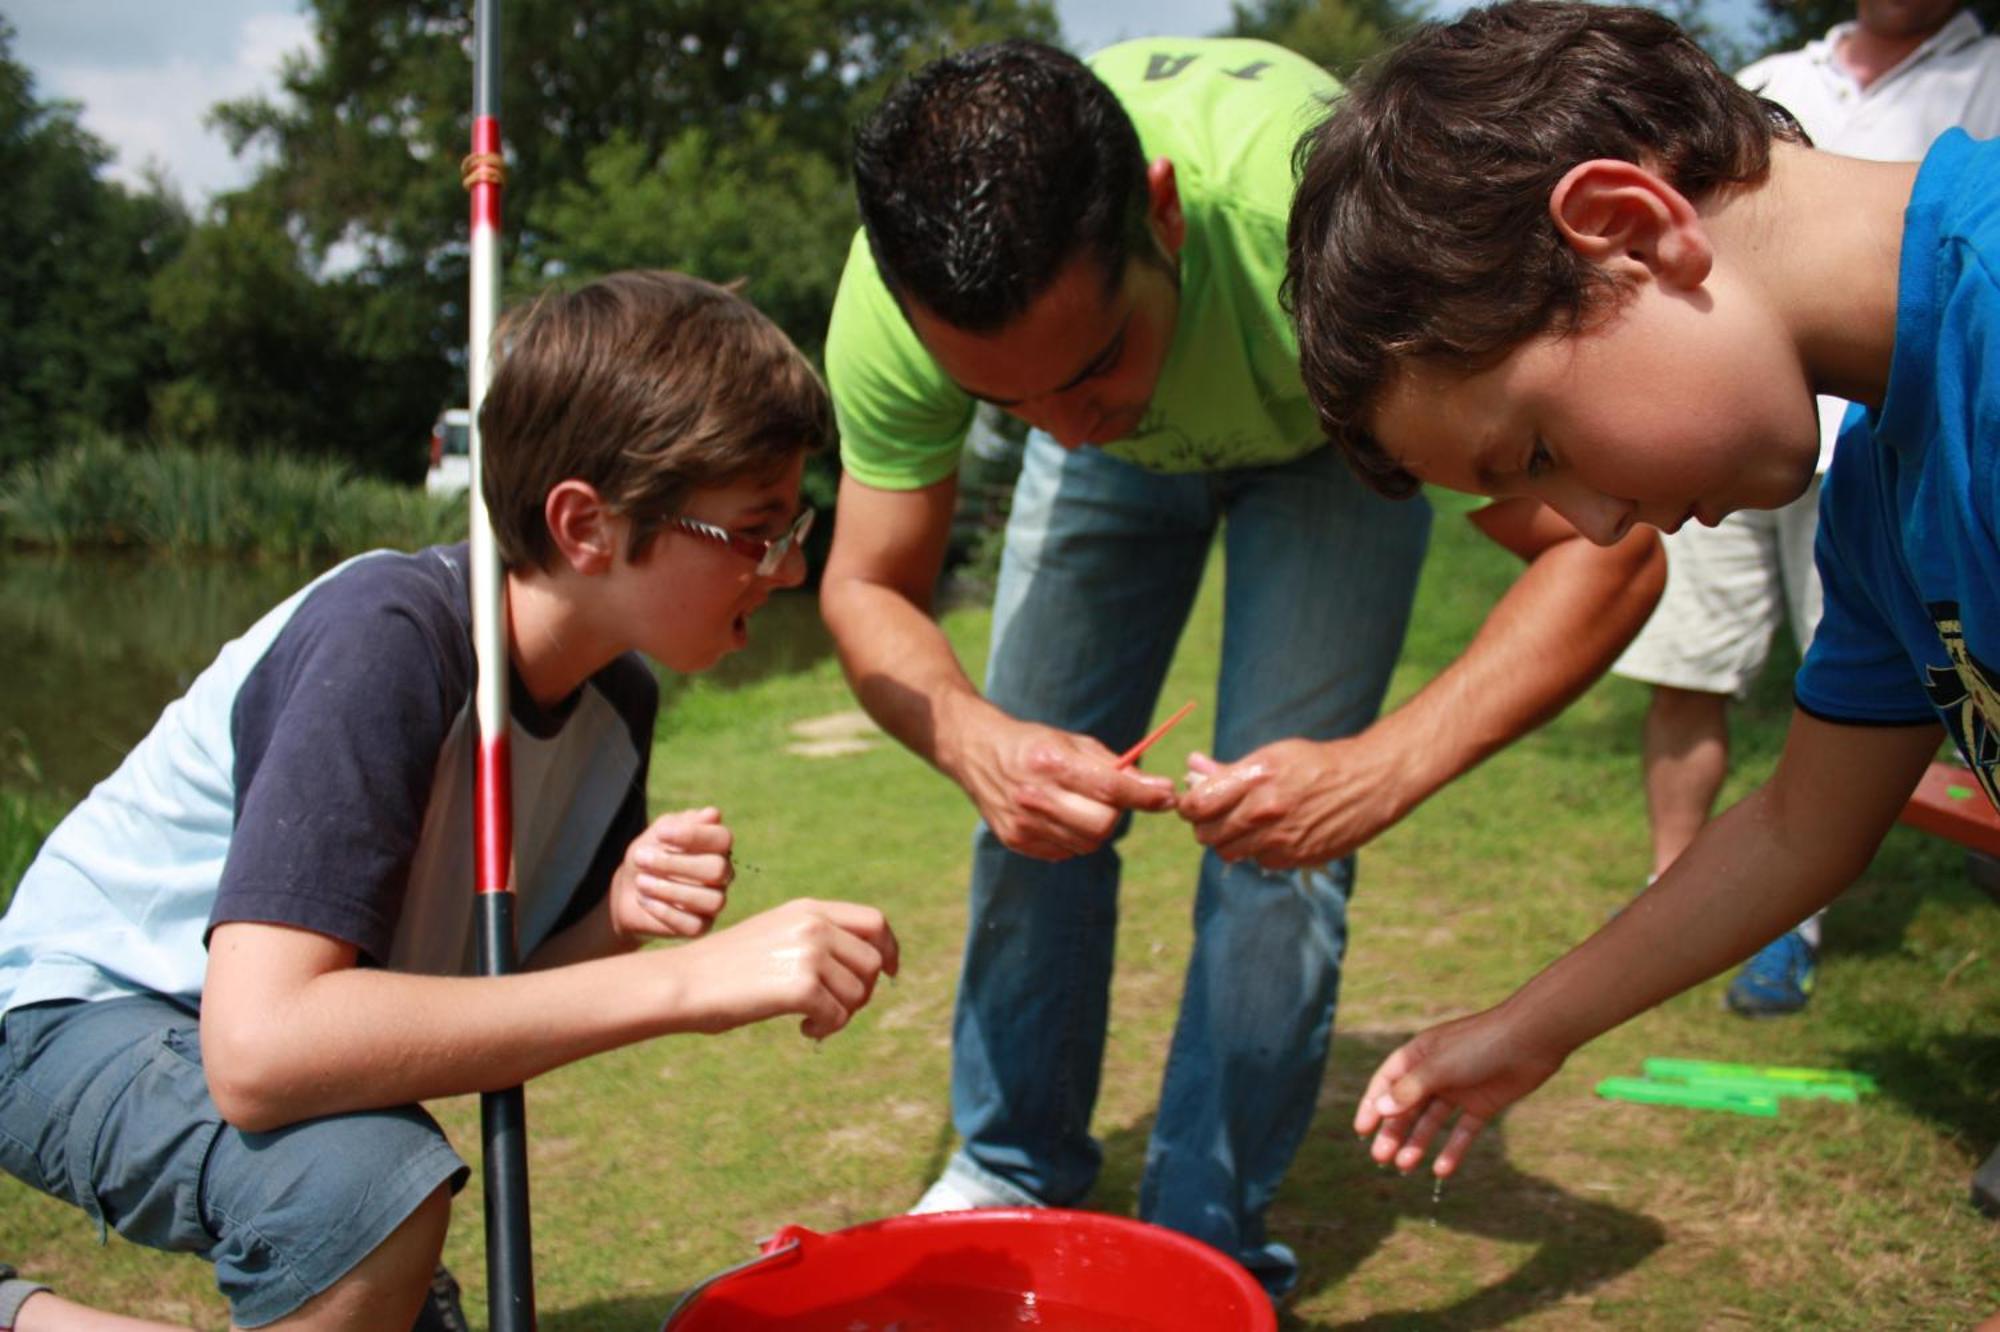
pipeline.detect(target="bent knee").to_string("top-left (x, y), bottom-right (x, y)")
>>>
top-left (259, 1184), bottom-right (453, 1331)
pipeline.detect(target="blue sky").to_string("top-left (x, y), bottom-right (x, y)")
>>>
top-left (10, 1), bottom-right (1764, 203)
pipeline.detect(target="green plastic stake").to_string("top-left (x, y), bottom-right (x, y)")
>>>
top-left (1665, 1074), bottom-right (1858, 1104)
top-left (1643, 1058), bottom-right (1878, 1094)
top-left (1595, 1076), bottom-right (1780, 1117)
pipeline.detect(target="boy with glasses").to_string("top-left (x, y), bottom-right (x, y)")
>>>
top-left (0, 270), bottom-right (895, 1332)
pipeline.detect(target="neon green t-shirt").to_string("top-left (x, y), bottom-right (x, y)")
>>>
top-left (826, 37), bottom-right (1338, 489)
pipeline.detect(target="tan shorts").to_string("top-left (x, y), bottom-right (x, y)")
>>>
top-left (1611, 476), bottom-right (1824, 699)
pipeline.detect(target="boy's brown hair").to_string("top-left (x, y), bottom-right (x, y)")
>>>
top-left (1284, 1), bottom-right (1806, 498)
top-left (479, 270), bottom-right (833, 569)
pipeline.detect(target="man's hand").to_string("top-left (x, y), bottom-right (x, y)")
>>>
top-left (1175, 735), bottom-right (1414, 869)
top-left (1354, 1004), bottom-right (1568, 1178)
top-left (952, 715), bottom-right (1177, 861)
top-left (609, 807), bottom-right (735, 942)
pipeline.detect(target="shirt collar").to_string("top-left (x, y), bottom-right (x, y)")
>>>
top-left (1808, 11), bottom-right (1988, 92)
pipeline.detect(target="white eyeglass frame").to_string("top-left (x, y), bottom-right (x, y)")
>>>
top-left (667, 506), bottom-right (815, 577)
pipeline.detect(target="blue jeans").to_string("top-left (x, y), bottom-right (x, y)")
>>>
top-left (947, 435), bottom-right (1430, 1297)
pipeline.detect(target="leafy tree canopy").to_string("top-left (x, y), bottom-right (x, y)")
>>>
top-left (0, 20), bottom-right (186, 466)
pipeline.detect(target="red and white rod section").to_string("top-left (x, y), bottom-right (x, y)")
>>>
top-left (466, 0), bottom-right (536, 1326)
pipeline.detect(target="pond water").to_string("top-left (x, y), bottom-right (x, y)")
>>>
top-left (0, 552), bottom-right (835, 805)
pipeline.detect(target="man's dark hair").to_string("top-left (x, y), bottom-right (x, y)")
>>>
top-left (1285, 1), bottom-right (1807, 498)
top-left (853, 38), bottom-right (1150, 332)
top-left (480, 271), bottom-right (831, 571)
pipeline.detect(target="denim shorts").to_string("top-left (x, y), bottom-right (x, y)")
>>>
top-left (0, 995), bottom-right (468, 1327)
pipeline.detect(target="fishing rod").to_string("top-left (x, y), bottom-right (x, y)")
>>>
top-left (464, 0), bottom-right (536, 1326)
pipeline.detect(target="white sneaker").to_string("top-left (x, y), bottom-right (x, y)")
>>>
top-left (908, 1162), bottom-right (1045, 1215)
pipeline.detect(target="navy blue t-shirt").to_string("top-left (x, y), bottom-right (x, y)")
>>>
top-left (0, 545), bottom-right (654, 1013)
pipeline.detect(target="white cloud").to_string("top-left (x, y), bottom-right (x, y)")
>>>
top-left (17, 5), bottom-right (314, 203)
top-left (1055, 0), bottom-right (1240, 53)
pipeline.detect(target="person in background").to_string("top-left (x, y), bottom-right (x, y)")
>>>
top-left (1610, 0), bottom-right (2000, 1017)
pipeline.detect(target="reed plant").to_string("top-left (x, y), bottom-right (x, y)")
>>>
top-left (0, 436), bottom-right (465, 560)
top-left (0, 788), bottom-right (60, 916)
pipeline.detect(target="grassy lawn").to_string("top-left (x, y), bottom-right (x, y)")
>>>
top-left (4, 491), bottom-right (1996, 1329)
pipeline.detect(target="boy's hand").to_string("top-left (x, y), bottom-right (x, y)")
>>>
top-left (663, 898), bottom-right (900, 1039)
top-left (1354, 1005), bottom-right (1567, 1178)
top-left (610, 807), bottom-right (735, 942)
top-left (1176, 736), bottom-right (1409, 868)
top-left (950, 714), bottom-right (1176, 861)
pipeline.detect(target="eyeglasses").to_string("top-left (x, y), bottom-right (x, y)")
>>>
top-left (667, 506), bottom-right (815, 577)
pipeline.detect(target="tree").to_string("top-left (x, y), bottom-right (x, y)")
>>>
top-left (150, 194), bottom-right (438, 472)
top-left (180, 1), bottom-right (1058, 478)
top-left (533, 121), bottom-right (854, 362)
top-left (0, 21), bottom-right (187, 466)
top-left (1224, 0), bottom-right (1423, 76)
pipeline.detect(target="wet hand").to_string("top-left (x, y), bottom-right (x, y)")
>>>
top-left (1354, 1007), bottom-right (1565, 1178)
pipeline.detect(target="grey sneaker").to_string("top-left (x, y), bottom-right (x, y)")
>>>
top-left (411, 1266), bottom-right (469, 1332)
top-left (0, 1264), bottom-right (53, 1329)
top-left (1974, 1144), bottom-right (2000, 1220)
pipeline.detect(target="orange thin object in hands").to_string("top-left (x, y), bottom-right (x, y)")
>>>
top-left (1116, 699), bottom-right (1198, 769)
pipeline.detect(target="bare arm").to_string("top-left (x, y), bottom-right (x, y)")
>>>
top-left (1357, 712), bottom-right (1941, 1175)
top-left (818, 470), bottom-right (985, 765)
top-left (200, 897), bottom-right (898, 1132)
top-left (819, 472), bottom-right (1173, 859)
top-left (1179, 499), bottom-right (1665, 866)
top-left (1374, 499), bottom-right (1666, 796)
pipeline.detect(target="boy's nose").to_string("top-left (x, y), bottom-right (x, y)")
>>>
top-left (1548, 486), bottom-right (1635, 547)
top-left (1039, 397), bottom-right (1098, 450)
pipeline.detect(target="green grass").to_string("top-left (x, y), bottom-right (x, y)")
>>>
top-left (3, 491), bottom-right (1996, 1329)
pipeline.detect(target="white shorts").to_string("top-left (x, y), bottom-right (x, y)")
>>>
top-left (1611, 477), bottom-right (1824, 699)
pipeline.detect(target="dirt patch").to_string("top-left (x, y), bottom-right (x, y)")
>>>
top-left (787, 710), bottom-right (883, 758)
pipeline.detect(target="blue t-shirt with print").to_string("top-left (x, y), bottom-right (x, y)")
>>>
top-left (1796, 130), bottom-right (2000, 805)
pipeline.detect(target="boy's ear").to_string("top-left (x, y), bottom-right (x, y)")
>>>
top-left (1549, 159), bottom-right (1712, 290)
top-left (544, 479), bottom-right (620, 575)
top-left (1145, 156), bottom-right (1186, 260)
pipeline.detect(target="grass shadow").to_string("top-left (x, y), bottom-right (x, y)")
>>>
top-left (1092, 1030), bottom-right (1665, 1331)
top-left (1840, 1029), bottom-right (2000, 1153)
top-left (541, 1291), bottom-right (683, 1331)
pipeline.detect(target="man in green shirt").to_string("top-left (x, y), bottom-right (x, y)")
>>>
top-left (819, 36), bottom-right (1662, 1300)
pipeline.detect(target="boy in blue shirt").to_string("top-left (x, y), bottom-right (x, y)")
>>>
top-left (0, 270), bottom-right (898, 1331)
top-left (1284, 0), bottom-right (1996, 1196)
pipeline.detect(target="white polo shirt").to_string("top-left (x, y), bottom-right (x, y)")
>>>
top-left (1738, 11), bottom-right (2000, 469)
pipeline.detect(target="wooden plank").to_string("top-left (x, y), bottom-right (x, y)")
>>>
top-left (1898, 761), bottom-right (2000, 857)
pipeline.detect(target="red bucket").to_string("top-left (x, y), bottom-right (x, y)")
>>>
top-left (660, 1208), bottom-right (1276, 1332)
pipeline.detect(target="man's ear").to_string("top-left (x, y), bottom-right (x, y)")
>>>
top-left (544, 479), bottom-right (620, 575)
top-left (1549, 159), bottom-right (1711, 290)
top-left (1146, 156), bottom-right (1185, 259)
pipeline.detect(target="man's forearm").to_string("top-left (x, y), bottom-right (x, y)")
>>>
top-left (1364, 523), bottom-right (1663, 809)
top-left (820, 573), bottom-right (1000, 781)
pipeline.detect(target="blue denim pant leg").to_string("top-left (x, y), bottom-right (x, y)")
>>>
top-left (1140, 446), bottom-right (1431, 1299)
top-left (949, 434), bottom-right (1218, 1207)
